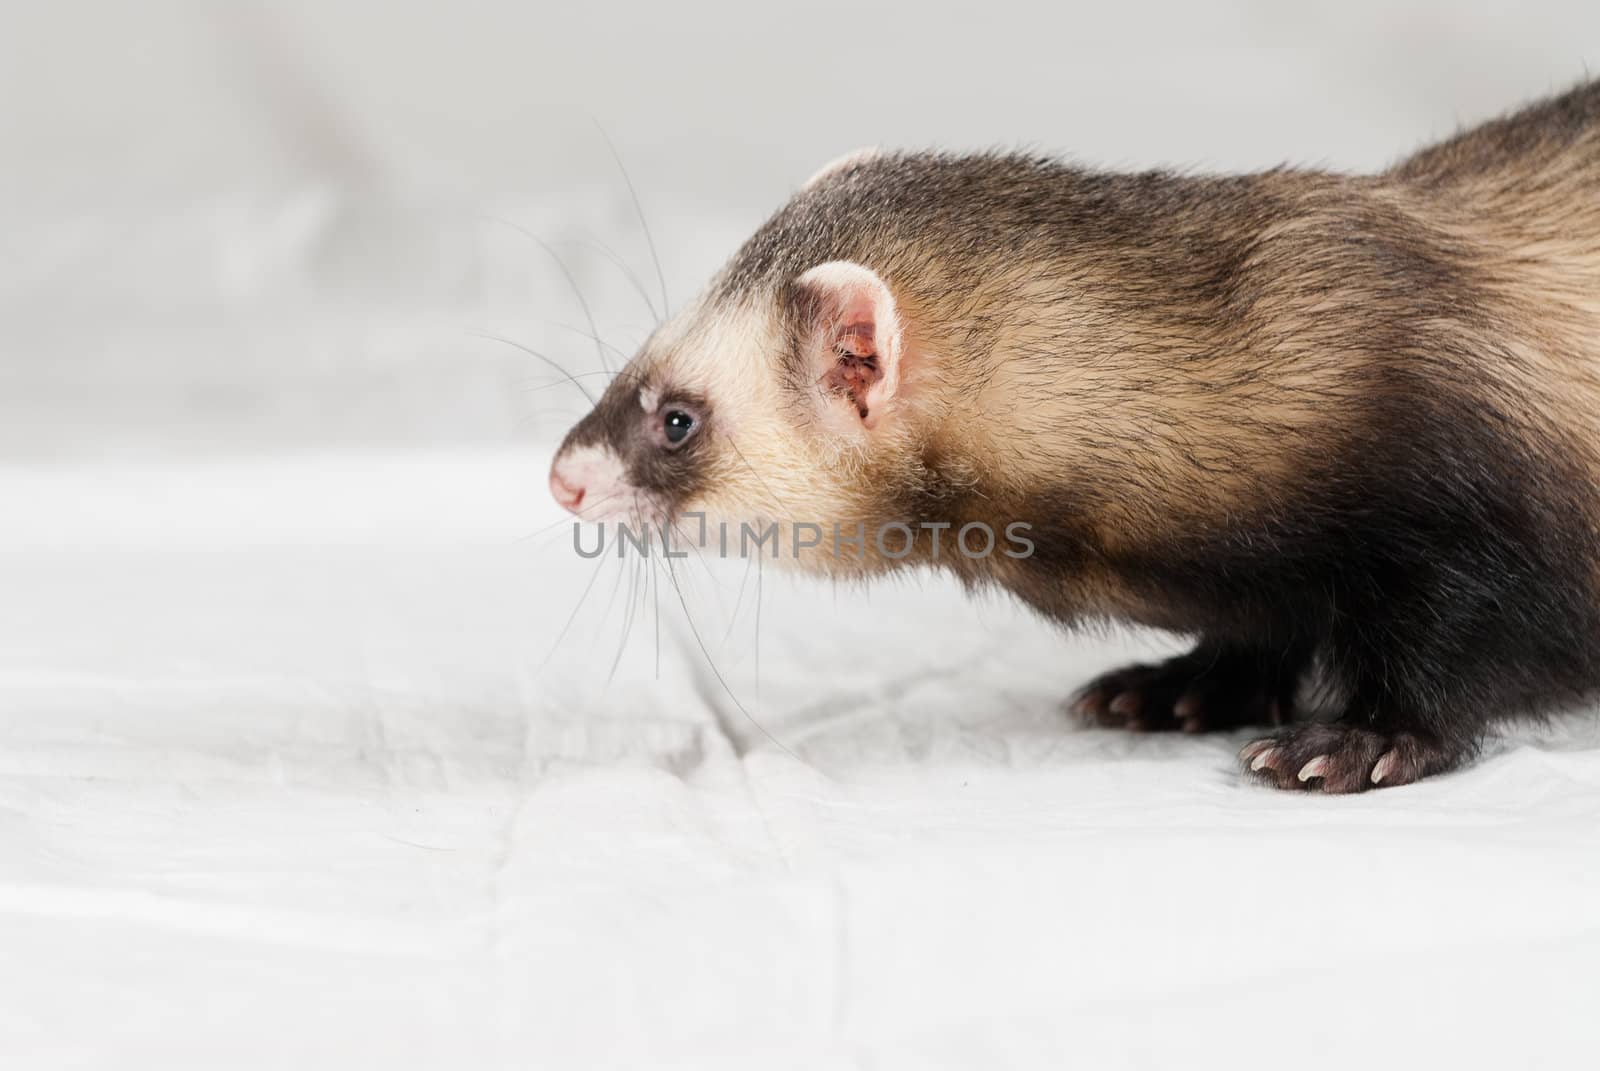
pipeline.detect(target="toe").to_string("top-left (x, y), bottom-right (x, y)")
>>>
top-left (1108, 691), bottom-right (1142, 717)
top-left (1173, 691), bottom-right (1208, 732)
top-left (1296, 755), bottom-right (1331, 782)
top-left (1239, 737), bottom-right (1274, 762)
top-left (1241, 724), bottom-right (1458, 793)
top-left (1070, 680), bottom-right (1121, 725)
top-left (1367, 733), bottom-right (1455, 787)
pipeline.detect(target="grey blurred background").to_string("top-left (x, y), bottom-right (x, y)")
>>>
top-left (4, 0), bottom-right (1598, 458)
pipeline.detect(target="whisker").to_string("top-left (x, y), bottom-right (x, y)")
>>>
top-left (593, 120), bottom-right (670, 317)
top-left (727, 437), bottom-right (795, 518)
top-left (469, 331), bottom-right (596, 404)
top-left (593, 537), bottom-right (635, 661)
top-left (515, 370), bottom-right (627, 385)
top-left (573, 492), bottom-right (634, 523)
top-left (514, 370), bottom-right (631, 399)
top-left (659, 512), bottom-right (732, 646)
top-left (650, 550), bottom-right (661, 680)
top-left (754, 536), bottom-right (764, 696)
top-left (544, 320), bottom-right (638, 369)
top-left (608, 562), bottom-right (638, 684)
top-left (483, 216), bottom-right (612, 374)
top-left (521, 517), bottom-right (583, 550)
top-left (538, 547), bottom-right (612, 672)
top-left (518, 492), bottom-right (633, 549)
top-left (721, 549), bottom-right (755, 648)
top-left (661, 554), bottom-right (801, 762)
top-left (608, 507), bottom-right (648, 684)
top-left (571, 236), bottom-right (662, 324)
top-left (666, 516), bottom-right (722, 592)
top-left (523, 407), bottom-right (593, 429)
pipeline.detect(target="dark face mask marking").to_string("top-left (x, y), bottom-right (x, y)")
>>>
top-left (557, 374), bottom-right (713, 516)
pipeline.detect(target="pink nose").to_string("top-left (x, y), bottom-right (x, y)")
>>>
top-left (549, 469), bottom-right (585, 513)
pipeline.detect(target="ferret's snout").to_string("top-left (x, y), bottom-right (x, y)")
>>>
top-left (549, 468), bottom-right (585, 513)
top-left (548, 444), bottom-right (627, 518)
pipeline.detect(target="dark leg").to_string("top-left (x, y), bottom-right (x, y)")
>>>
top-left (1240, 639), bottom-right (1483, 793)
top-left (1073, 644), bottom-right (1310, 733)
top-left (1239, 721), bottom-right (1473, 793)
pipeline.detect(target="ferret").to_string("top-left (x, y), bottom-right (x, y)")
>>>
top-left (548, 80), bottom-right (1600, 792)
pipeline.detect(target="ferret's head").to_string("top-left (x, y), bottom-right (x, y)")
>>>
top-left (547, 262), bottom-right (928, 572)
top-left (547, 153), bottom-right (948, 573)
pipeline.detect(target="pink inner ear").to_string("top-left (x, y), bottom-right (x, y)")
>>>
top-left (823, 349), bottom-right (879, 419)
top-left (836, 324), bottom-right (877, 358)
top-left (821, 323), bottom-right (882, 418)
top-left (797, 261), bottom-right (902, 428)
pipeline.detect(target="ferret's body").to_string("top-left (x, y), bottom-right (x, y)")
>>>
top-left (550, 80), bottom-right (1600, 791)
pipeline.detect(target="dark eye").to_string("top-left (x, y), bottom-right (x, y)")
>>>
top-left (662, 409), bottom-right (695, 445)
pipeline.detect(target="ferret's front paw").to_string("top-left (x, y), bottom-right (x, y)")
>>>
top-left (1072, 648), bottom-right (1290, 733)
top-left (1240, 723), bottom-right (1467, 792)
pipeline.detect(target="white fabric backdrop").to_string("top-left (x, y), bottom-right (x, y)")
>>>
top-left (4, 3), bottom-right (1600, 1067)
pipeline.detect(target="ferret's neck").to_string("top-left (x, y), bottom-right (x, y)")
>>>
top-left (913, 250), bottom-right (1234, 509)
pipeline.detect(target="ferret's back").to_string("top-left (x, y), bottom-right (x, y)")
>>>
top-left (1390, 79), bottom-right (1600, 190)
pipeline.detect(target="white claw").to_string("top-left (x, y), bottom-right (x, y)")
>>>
top-left (1372, 750), bottom-right (1399, 785)
top-left (1297, 755), bottom-right (1331, 782)
top-left (1250, 748), bottom-right (1278, 772)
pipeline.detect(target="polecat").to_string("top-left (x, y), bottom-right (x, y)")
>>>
top-left (548, 80), bottom-right (1600, 792)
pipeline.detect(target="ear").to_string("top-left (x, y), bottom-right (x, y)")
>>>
top-left (792, 261), bottom-right (904, 432)
top-left (804, 147), bottom-right (880, 188)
